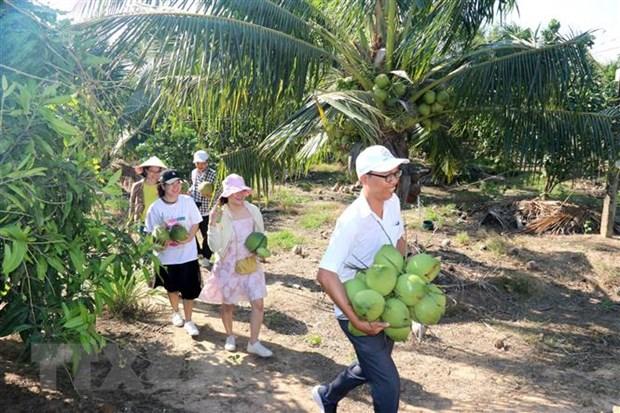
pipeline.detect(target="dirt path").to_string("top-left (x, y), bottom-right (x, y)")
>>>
top-left (2, 182), bottom-right (619, 412)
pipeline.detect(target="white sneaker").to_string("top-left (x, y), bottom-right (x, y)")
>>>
top-left (224, 335), bottom-right (236, 352)
top-left (184, 320), bottom-right (199, 336)
top-left (247, 341), bottom-right (273, 358)
top-left (311, 385), bottom-right (327, 413)
top-left (171, 312), bottom-right (184, 327)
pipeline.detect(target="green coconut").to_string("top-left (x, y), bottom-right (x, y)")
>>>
top-left (348, 321), bottom-right (367, 337)
top-left (423, 90), bottom-right (436, 104)
top-left (344, 277), bottom-right (368, 302)
top-left (198, 181), bottom-right (213, 197)
top-left (418, 103), bottom-right (431, 117)
top-left (245, 232), bottom-right (268, 252)
top-left (405, 253), bottom-right (441, 282)
top-left (394, 273), bottom-right (429, 306)
top-left (169, 224), bottom-right (189, 242)
top-left (152, 226), bottom-right (170, 245)
top-left (374, 73), bottom-right (391, 89)
top-left (381, 298), bottom-right (411, 328)
top-left (373, 244), bottom-right (404, 273)
top-left (352, 289), bottom-right (385, 321)
top-left (385, 325), bottom-right (411, 342)
top-left (365, 264), bottom-right (398, 296)
top-left (413, 284), bottom-right (446, 325)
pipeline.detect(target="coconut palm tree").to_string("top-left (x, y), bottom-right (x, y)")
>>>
top-left (76, 0), bottom-right (617, 201)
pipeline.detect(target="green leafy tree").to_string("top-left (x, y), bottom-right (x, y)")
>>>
top-left (0, 1), bottom-right (155, 357)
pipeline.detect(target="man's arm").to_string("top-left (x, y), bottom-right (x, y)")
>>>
top-left (317, 268), bottom-right (388, 336)
top-left (396, 236), bottom-right (406, 256)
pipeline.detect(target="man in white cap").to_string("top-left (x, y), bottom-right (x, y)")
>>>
top-left (312, 145), bottom-right (409, 413)
top-left (189, 150), bottom-right (217, 268)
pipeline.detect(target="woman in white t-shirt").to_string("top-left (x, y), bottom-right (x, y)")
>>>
top-left (145, 170), bottom-right (203, 337)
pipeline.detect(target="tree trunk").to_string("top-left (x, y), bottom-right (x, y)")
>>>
top-left (382, 134), bottom-right (413, 206)
top-left (600, 167), bottom-right (619, 237)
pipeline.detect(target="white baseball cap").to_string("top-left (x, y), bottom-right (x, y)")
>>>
top-left (355, 145), bottom-right (409, 178)
top-left (193, 150), bottom-right (209, 163)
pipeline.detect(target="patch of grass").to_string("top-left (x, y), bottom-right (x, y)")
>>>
top-left (495, 272), bottom-right (543, 297)
top-left (268, 230), bottom-right (305, 251)
top-left (310, 163), bottom-right (344, 173)
top-left (299, 203), bottom-right (337, 229)
top-left (485, 237), bottom-right (510, 256)
top-left (268, 186), bottom-right (311, 211)
top-left (407, 203), bottom-right (456, 230)
top-left (454, 231), bottom-right (471, 246)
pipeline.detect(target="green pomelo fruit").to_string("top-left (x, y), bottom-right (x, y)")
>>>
top-left (405, 253), bottom-right (440, 282)
top-left (437, 90), bottom-right (449, 104)
top-left (431, 102), bottom-right (444, 113)
top-left (394, 274), bottom-right (428, 306)
top-left (198, 182), bottom-right (213, 197)
top-left (366, 264), bottom-right (398, 296)
top-left (245, 232), bottom-right (268, 252)
top-left (373, 244), bottom-right (404, 272)
top-left (344, 278), bottom-right (368, 302)
top-left (392, 82), bottom-right (407, 97)
top-left (408, 306), bottom-right (419, 322)
top-left (374, 73), bottom-right (390, 88)
top-left (153, 226), bottom-right (170, 244)
top-left (423, 90), bottom-right (436, 104)
top-left (418, 103), bottom-right (431, 117)
top-left (421, 119), bottom-right (433, 129)
top-left (256, 247), bottom-right (271, 258)
top-left (348, 321), bottom-right (367, 337)
top-left (352, 289), bottom-right (385, 321)
top-left (381, 298), bottom-right (411, 328)
top-left (169, 224), bottom-right (189, 242)
top-left (385, 325), bottom-right (411, 342)
top-left (431, 120), bottom-right (441, 130)
top-left (373, 85), bottom-right (388, 102)
top-left (414, 285), bottom-right (446, 325)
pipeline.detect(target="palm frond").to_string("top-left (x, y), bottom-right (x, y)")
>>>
top-left (451, 107), bottom-right (616, 173)
top-left (398, 0), bottom-right (516, 80)
top-left (260, 90), bottom-right (384, 162)
top-left (440, 34), bottom-right (595, 109)
top-left (217, 146), bottom-right (280, 196)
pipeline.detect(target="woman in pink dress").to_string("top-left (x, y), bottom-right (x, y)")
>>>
top-left (199, 174), bottom-right (272, 358)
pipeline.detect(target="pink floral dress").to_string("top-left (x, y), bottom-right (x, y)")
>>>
top-left (199, 217), bottom-right (267, 304)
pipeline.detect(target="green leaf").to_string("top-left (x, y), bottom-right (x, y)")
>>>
top-left (63, 316), bottom-right (85, 329)
top-left (44, 95), bottom-right (74, 105)
top-left (2, 241), bottom-right (27, 275)
top-left (36, 259), bottom-right (48, 281)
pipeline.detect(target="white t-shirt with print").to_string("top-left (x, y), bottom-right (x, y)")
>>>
top-left (145, 195), bottom-right (203, 265)
top-left (319, 193), bottom-right (405, 318)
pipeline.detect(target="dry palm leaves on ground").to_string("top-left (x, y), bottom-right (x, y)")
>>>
top-left (476, 199), bottom-right (618, 235)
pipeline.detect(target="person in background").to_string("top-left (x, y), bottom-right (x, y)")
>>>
top-left (312, 145), bottom-right (409, 413)
top-left (200, 174), bottom-right (273, 358)
top-left (128, 156), bottom-right (167, 228)
top-left (145, 170), bottom-right (203, 337)
top-left (189, 150), bottom-right (217, 268)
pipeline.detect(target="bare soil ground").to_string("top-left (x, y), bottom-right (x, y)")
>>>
top-left (2, 170), bottom-right (619, 412)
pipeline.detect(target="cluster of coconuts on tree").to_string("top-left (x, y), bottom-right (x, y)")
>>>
top-left (371, 73), bottom-right (452, 133)
top-left (345, 244), bottom-right (447, 342)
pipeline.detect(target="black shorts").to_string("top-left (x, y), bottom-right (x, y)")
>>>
top-left (154, 260), bottom-right (202, 299)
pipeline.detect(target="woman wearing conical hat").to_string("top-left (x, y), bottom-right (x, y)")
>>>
top-left (128, 156), bottom-right (167, 226)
